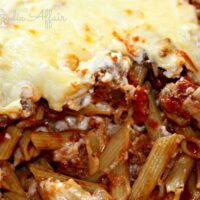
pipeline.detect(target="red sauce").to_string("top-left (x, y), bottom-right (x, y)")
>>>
top-left (80, 69), bottom-right (88, 76)
top-left (187, 140), bottom-right (200, 155)
top-left (147, 119), bottom-right (159, 129)
top-left (128, 68), bottom-right (138, 86)
top-left (69, 133), bottom-right (81, 142)
top-left (147, 70), bottom-right (170, 90)
top-left (56, 161), bottom-right (68, 170)
top-left (133, 87), bottom-right (149, 125)
top-left (44, 104), bottom-right (66, 120)
top-left (133, 36), bottom-right (139, 42)
top-left (111, 55), bottom-right (118, 63)
top-left (108, 174), bottom-right (125, 187)
top-left (164, 97), bottom-right (179, 113)
top-left (111, 90), bottom-right (126, 106)
top-left (93, 87), bottom-right (110, 102)
top-left (163, 96), bottom-right (190, 120)
top-left (189, 0), bottom-right (200, 9)
top-left (56, 143), bottom-right (88, 178)
top-left (176, 77), bottom-right (197, 98)
top-left (93, 87), bottom-right (126, 106)
top-left (161, 77), bottom-right (196, 120)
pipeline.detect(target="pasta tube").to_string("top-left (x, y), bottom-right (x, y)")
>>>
top-left (165, 154), bottom-right (194, 199)
top-left (129, 134), bottom-right (184, 200)
top-left (31, 131), bottom-right (74, 150)
top-left (110, 162), bottom-right (131, 200)
top-left (89, 121), bottom-right (131, 181)
top-left (0, 127), bottom-right (22, 160)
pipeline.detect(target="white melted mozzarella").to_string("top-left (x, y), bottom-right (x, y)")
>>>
top-left (0, 0), bottom-right (199, 117)
top-left (40, 179), bottom-right (104, 200)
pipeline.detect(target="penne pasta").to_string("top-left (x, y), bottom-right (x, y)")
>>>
top-left (85, 124), bottom-right (107, 176)
top-left (1, 162), bottom-right (25, 196)
top-left (85, 135), bottom-right (100, 176)
top-left (0, 127), bottom-right (22, 160)
top-left (13, 148), bottom-right (25, 167)
top-left (181, 136), bottom-right (200, 159)
top-left (165, 154), bottom-right (194, 198)
top-left (173, 190), bottom-right (182, 200)
top-left (29, 164), bottom-right (108, 194)
top-left (89, 121), bottom-right (131, 182)
top-left (145, 83), bottom-right (163, 141)
top-left (177, 127), bottom-right (200, 159)
top-left (34, 157), bottom-right (53, 171)
top-left (3, 192), bottom-right (28, 200)
top-left (177, 127), bottom-right (196, 137)
top-left (114, 107), bottom-right (130, 124)
top-left (30, 131), bottom-right (74, 150)
top-left (129, 134), bottom-right (184, 200)
top-left (86, 124), bottom-right (106, 154)
top-left (80, 103), bottom-right (114, 116)
top-left (17, 105), bottom-right (44, 128)
top-left (19, 130), bottom-right (40, 161)
top-left (110, 162), bottom-right (131, 200)
top-left (128, 64), bottom-right (148, 86)
top-left (35, 105), bottom-right (45, 121)
top-left (186, 172), bottom-right (200, 200)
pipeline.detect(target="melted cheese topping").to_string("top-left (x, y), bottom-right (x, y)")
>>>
top-left (0, 0), bottom-right (199, 117)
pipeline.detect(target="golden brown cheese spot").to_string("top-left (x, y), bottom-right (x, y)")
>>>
top-left (0, 44), bottom-right (3, 57)
top-left (113, 31), bottom-right (138, 56)
top-left (85, 35), bottom-right (93, 43)
top-left (177, 2), bottom-right (183, 6)
top-left (65, 54), bottom-right (80, 71)
top-left (80, 69), bottom-right (88, 76)
top-left (83, 24), bottom-right (91, 32)
top-left (176, 58), bottom-right (185, 67)
top-left (83, 24), bottom-right (93, 43)
top-left (159, 38), bottom-right (173, 57)
top-left (11, 24), bottom-right (20, 30)
top-left (133, 36), bottom-right (140, 42)
top-left (107, 51), bottom-right (119, 63)
top-left (124, 9), bottom-right (133, 15)
top-left (71, 82), bottom-right (82, 89)
top-left (28, 29), bottom-right (38, 36)
top-left (132, 36), bottom-right (145, 44)
top-left (54, 0), bottom-right (66, 7)
top-left (112, 31), bottom-right (124, 43)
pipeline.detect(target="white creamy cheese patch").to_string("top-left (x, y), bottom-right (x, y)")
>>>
top-left (0, 0), bottom-right (199, 117)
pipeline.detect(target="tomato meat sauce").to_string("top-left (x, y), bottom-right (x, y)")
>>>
top-left (133, 87), bottom-right (149, 125)
top-left (147, 119), bottom-right (159, 129)
top-left (160, 77), bottom-right (197, 121)
top-left (187, 141), bottom-right (200, 155)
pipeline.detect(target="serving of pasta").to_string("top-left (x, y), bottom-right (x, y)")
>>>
top-left (1, 0), bottom-right (200, 199)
